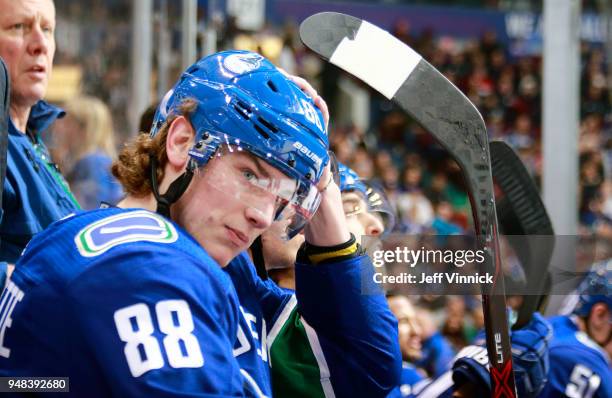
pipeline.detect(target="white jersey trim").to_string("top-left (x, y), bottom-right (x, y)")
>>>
top-left (267, 294), bottom-right (297, 359)
top-left (303, 317), bottom-right (336, 398)
top-left (415, 370), bottom-right (453, 398)
top-left (240, 368), bottom-right (269, 398)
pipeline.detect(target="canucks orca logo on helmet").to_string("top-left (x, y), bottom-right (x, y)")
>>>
top-left (223, 52), bottom-right (264, 74)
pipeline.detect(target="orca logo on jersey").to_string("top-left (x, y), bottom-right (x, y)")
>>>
top-left (75, 210), bottom-right (178, 257)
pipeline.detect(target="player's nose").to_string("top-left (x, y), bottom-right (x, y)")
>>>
top-left (365, 213), bottom-right (385, 237)
top-left (245, 204), bottom-right (274, 230)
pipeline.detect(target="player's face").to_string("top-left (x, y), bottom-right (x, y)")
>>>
top-left (605, 334), bottom-right (612, 359)
top-left (173, 150), bottom-right (289, 267)
top-left (387, 296), bottom-right (422, 362)
top-left (261, 223), bottom-right (305, 271)
top-left (342, 191), bottom-right (384, 240)
top-left (587, 303), bottom-right (612, 347)
top-left (0, 0), bottom-right (55, 109)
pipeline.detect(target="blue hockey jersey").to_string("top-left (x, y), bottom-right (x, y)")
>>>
top-left (416, 332), bottom-right (456, 378)
top-left (0, 208), bottom-right (244, 397)
top-left (538, 315), bottom-right (612, 398)
top-left (387, 362), bottom-right (427, 398)
top-left (225, 250), bottom-right (402, 397)
top-left (1, 101), bottom-right (79, 263)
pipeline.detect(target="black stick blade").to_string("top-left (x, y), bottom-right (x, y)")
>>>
top-left (299, 12), bottom-right (362, 61)
top-left (491, 141), bottom-right (555, 329)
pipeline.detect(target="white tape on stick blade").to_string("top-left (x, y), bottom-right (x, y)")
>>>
top-left (329, 20), bottom-right (422, 99)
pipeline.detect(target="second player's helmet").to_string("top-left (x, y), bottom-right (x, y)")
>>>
top-left (338, 162), bottom-right (396, 234)
top-left (151, 50), bottom-right (330, 238)
top-left (573, 261), bottom-right (612, 317)
top-left (339, 162), bottom-right (367, 195)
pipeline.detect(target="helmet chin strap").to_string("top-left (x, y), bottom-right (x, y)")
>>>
top-left (150, 154), bottom-right (195, 219)
top-left (250, 236), bottom-right (268, 280)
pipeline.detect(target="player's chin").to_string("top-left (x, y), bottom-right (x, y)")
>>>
top-left (205, 240), bottom-right (240, 268)
top-left (406, 350), bottom-right (422, 362)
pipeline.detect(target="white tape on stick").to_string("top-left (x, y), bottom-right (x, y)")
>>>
top-left (329, 20), bottom-right (422, 99)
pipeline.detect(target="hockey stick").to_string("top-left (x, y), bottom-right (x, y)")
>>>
top-left (0, 58), bottom-right (9, 216)
top-left (490, 141), bottom-right (555, 329)
top-left (300, 13), bottom-right (516, 397)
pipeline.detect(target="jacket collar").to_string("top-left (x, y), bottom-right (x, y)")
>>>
top-left (10, 100), bottom-right (65, 136)
top-left (26, 100), bottom-right (65, 135)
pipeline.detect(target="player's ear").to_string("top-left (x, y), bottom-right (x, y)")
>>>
top-left (166, 116), bottom-right (195, 170)
top-left (591, 303), bottom-right (610, 327)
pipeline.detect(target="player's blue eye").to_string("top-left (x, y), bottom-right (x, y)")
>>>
top-left (242, 169), bottom-right (257, 182)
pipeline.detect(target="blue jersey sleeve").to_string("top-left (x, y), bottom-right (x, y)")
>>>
top-left (295, 254), bottom-right (402, 396)
top-left (416, 332), bottom-right (456, 378)
top-left (230, 252), bottom-right (293, 326)
top-left (64, 250), bottom-right (245, 397)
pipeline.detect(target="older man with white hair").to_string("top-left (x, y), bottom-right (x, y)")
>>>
top-left (0, 0), bottom-right (79, 264)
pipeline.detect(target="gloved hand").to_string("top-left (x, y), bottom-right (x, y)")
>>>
top-left (452, 312), bottom-right (552, 398)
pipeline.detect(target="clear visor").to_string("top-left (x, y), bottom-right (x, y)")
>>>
top-left (365, 184), bottom-right (396, 235)
top-left (196, 144), bottom-right (321, 240)
top-left (342, 187), bottom-right (395, 237)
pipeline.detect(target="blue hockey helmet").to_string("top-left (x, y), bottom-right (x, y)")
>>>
top-left (338, 162), bottom-right (367, 196)
top-left (573, 261), bottom-right (612, 317)
top-left (151, 50), bottom-right (330, 238)
top-left (338, 162), bottom-right (395, 235)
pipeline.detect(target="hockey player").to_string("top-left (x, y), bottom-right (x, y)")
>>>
top-left (0, 50), bottom-right (344, 396)
top-left (151, 54), bottom-right (400, 397)
top-left (338, 162), bottom-right (395, 241)
top-left (537, 261), bottom-right (612, 398)
top-left (264, 162), bottom-right (400, 397)
top-left (265, 162), bottom-right (394, 290)
top-left (386, 294), bottom-right (428, 398)
top-left (132, 67), bottom-right (402, 397)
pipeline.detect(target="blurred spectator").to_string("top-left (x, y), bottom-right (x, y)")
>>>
top-left (441, 296), bottom-right (478, 350)
top-left (379, 165), bottom-right (402, 211)
top-left (431, 200), bottom-right (463, 235)
top-left (349, 148), bottom-right (375, 179)
top-left (277, 23), bottom-right (298, 75)
top-left (138, 103), bottom-right (159, 135)
top-left (396, 165), bottom-right (434, 233)
top-left (602, 181), bottom-right (612, 220)
top-left (580, 152), bottom-right (605, 217)
top-left (505, 113), bottom-right (535, 150)
top-left (424, 172), bottom-right (450, 204)
top-left (579, 112), bottom-right (605, 154)
top-left (374, 150), bottom-right (394, 175)
top-left (51, 96), bottom-right (122, 209)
